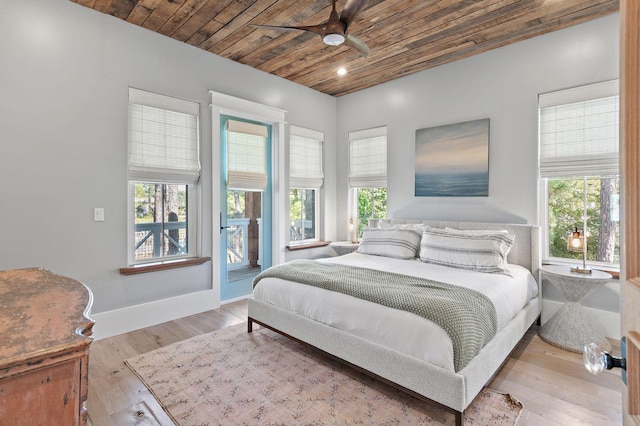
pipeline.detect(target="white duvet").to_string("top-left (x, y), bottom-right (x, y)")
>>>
top-left (252, 252), bottom-right (538, 372)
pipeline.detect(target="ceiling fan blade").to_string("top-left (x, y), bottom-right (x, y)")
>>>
top-left (252, 23), bottom-right (328, 37)
top-left (340, 0), bottom-right (368, 28)
top-left (345, 34), bottom-right (370, 57)
top-left (252, 24), bottom-right (303, 33)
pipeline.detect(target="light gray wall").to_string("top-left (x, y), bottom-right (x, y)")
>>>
top-left (0, 0), bottom-right (336, 313)
top-left (0, 1), bottom-right (620, 316)
top-left (336, 13), bottom-right (619, 230)
top-left (335, 13), bottom-right (620, 313)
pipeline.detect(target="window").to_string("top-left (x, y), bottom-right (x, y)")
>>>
top-left (289, 189), bottom-right (317, 241)
top-left (353, 187), bottom-right (387, 236)
top-left (289, 126), bottom-right (324, 244)
top-left (539, 80), bottom-right (620, 268)
top-left (349, 126), bottom-right (388, 236)
top-left (127, 88), bottom-right (200, 264)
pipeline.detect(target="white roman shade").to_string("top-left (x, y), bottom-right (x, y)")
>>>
top-left (128, 88), bottom-right (200, 184)
top-left (349, 126), bottom-right (387, 187)
top-left (539, 80), bottom-right (619, 178)
top-left (289, 125), bottom-right (324, 188)
top-left (226, 119), bottom-right (269, 191)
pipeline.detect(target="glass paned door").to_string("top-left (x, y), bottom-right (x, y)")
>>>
top-left (220, 116), bottom-right (272, 301)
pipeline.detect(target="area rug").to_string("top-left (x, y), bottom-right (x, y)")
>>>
top-left (125, 323), bottom-right (523, 425)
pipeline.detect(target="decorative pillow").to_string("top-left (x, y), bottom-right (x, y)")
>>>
top-left (444, 227), bottom-right (508, 235)
top-left (378, 221), bottom-right (428, 232)
top-left (419, 227), bottom-right (515, 273)
top-left (356, 227), bottom-right (422, 259)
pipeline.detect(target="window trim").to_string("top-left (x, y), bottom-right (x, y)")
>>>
top-left (120, 256), bottom-right (211, 275)
top-left (286, 240), bottom-right (330, 251)
top-left (126, 88), bottom-right (201, 268)
top-left (538, 81), bottom-right (620, 272)
top-left (348, 126), bottom-right (388, 239)
top-left (210, 90), bottom-right (288, 268)
top-left (288, 125), bottom-right (324, 246)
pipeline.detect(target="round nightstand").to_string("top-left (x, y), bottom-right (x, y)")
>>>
top-left (330, 241), bottom-right (360, 256)
top-left (539, 265), bottom-right (612, 353)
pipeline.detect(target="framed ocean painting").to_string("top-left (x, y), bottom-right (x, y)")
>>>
top-left (415, 118), bottom-right (489, 197)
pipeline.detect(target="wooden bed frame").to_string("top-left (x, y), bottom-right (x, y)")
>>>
top-left (248, 220), bottom-right (541, 425)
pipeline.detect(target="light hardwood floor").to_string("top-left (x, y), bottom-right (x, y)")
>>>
top-left (87, 300), bottom-right (623, 425)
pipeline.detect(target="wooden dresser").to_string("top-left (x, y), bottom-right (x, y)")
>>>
top-left (0, 268), bottom-right (94, 425)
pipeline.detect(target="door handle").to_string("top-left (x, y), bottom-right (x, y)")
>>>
top-left (583, 339), bottom-right (627, 384)
top-left (219, 212), bottom-right (229, 234)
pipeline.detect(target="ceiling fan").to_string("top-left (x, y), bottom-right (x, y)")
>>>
top-left (253, 0), bottom-right (370, 58)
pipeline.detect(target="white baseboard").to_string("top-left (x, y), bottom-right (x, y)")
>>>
top-left (90, 293), bottom-right (621, 343)
top-left (220, 294), bottom-right (251, 305)
top-left (541, 299), bottom-right (620, 340)
top-left (90, 289), bottom-right (219, 340)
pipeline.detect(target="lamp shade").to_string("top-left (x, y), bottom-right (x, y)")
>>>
top-left (567, 228), bottom-right (584, 252)
top-left (567, 227), bottom-right (592, 274)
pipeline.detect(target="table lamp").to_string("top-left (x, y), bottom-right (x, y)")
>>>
top-left (567, 227), bottom-right (591, 274)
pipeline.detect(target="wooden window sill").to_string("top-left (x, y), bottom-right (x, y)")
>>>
top-left (120, 257), bottom-right (211, 275)
top-left (287, 241), bottom-right (331, 251)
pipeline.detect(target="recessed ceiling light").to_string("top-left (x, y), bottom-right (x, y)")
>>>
top-left (337, 67), bottom-right (347, 76)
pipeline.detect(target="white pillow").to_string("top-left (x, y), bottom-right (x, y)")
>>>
top-left (378, 222), bottom-right (428, 232)
top-left (419, 227), bottom-right (515, 274)
top-left (357, 227), bottom-right (422, 259)
top-left (444, 227), bottom-right (508, 235)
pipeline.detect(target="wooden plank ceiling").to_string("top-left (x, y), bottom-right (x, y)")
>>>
top-left (70, 0), bottom-right (619, 97)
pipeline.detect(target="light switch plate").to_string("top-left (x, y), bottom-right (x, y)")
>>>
top-left (94, 208), bottom-right (105, 222)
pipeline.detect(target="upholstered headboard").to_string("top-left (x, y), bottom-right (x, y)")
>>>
top-left (373, 219), bottom-right (541, 284)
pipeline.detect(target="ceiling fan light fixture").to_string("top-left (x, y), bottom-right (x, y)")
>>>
top-left (253, 0), bottom-right (369, 57)
top-left (323, 33), bottom-right (345, 46)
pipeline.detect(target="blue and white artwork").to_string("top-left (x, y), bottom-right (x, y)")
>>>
top-left (415, 118), bottom-right (489, 197)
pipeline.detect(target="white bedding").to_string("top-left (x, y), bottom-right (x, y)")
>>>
top-left (253, 252), bottom-right (538, 372)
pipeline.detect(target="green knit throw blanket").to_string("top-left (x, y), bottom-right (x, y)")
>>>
top-left (254, 259), bottom-right (497, 372)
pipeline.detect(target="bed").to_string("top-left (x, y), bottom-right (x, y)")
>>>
top-left (248, 219), bottom-right (540, 425)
